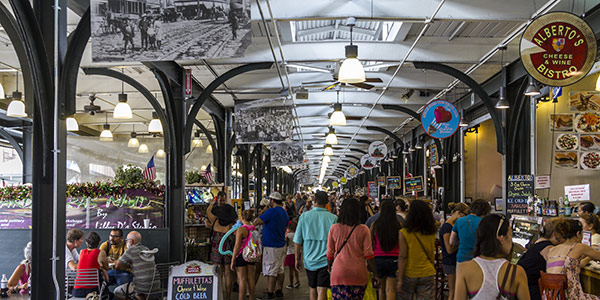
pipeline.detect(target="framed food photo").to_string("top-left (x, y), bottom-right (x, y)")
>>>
top-left (579, 134), bottom-right (600, 151)
top-left (555, 133), bottom-right (578, 151)
top-left (554, 151), bottom-right (578, 169)
top-left (495, 198), bottom-right (504, 212)
top-left (580, 152), bottom-right (600, 170)
top-left (575, 112), bottom-right (600, 133)
top-left (549, 114), bottom-right (574, 131)
top-left (570, 91), bottom-right (600, 112)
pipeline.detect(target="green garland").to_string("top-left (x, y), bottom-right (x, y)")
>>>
top-left (0, 181), bottom-right (165, 201)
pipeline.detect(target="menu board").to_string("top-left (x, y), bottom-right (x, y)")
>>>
top-left (168, 261), bottom-right (218, 300)
top-left (377, 176), bottom-right (386, 187)
top-left (507, 175), bottom-right (534, 215)
top-left (368, 181), bottom-right (378, 200)
top-left (404, 176), bottom-right (424, 194)
top-left (387, 176), bottom-right (401, 189)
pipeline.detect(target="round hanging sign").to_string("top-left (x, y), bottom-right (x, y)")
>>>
top-left (520, 12), bottom-right (596, 87)
top-left (332, 182), bottom-right (339, 188)
top-left (346, 166), bottom-right (358, 178)
top-left (421, 100), bottom-right (460, 139)
top-left (340, 177), bottom-right (347, 184)
top-left (368, 141), bottom-right (388, 160)
top-left (360, 154), bottom-right (376, 170)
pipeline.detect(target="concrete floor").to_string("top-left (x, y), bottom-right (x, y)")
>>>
top-left (230, 268), bottom-right (311, 300)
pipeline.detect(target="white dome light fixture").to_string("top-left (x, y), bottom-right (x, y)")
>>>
top-left (156, 149), bottom-right (166, 158)
top-left (0, 82), bottom-right (5, 99)
top-left (128, 131), bottom-right (139, 148)
top-left (113, 93), bottom-right (133, 119)
top-left (325, 127), bottom-right (338, 145)
top-left (99, 124), bottom-right (113, 141)
top-left (66, 117), bottom-right (79, 132)
top-left (192, 130), bottom-right (203, 147)
top-left (206, 144), bottom-right (213, 153)
top-left (338, 18), bottom-right (365, 84)
top-left (7, 91), bottom-right (26, 117)
top-left (148, 112), bottom-right (163, 133)
top-left (322, 155), bottom-right (331, 163)
top-left (324, 144), bottom-right (334, 156)
top-left (330, 88), bottom-right (346, 126)
top-left (138, 143), bottom-right (149, 153)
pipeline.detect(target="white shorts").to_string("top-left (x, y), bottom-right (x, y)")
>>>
top-left (262, 246), bottom-right (286, 276)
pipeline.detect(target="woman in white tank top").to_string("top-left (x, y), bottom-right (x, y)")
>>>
top-left (455, 214), bottom-right (530, 300)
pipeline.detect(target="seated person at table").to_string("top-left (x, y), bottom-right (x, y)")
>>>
top-left (114, 231), bottom-right (159, 300)
top-left (7, 242), bottom-right (32, 296)
top-left (66, 228), bottom-right (85, 271)
top-left (546, 218), bottom-right (600, 300)
top-left (73, 232), bottom-right (109, 298)
top-left (100, 229), bottom-right (133, 285)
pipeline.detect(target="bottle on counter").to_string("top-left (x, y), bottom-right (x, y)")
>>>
top-left (1, 274), bottom-right (8, 297)
top-left (564, 195), bottom-right (571, 216)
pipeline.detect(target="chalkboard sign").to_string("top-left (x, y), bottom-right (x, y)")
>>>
top-left (507, 175), bottom-right (534, 215)
top-left (387, 176), bottom-right (401, 189)
top-left (168, 261), bottom-right (218, 300)
top-left (404, 176), bottom-right (424, 194)
top-left (377, 177), bottom-right (386, 187)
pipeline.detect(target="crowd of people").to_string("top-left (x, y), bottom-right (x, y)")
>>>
top-left (206, 190), bottom-right (600, 300)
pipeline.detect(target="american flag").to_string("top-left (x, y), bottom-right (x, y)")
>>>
top-left (202, 163), bottom-right (213, 184)
top-left (143, 155), bottom-right (156, 180)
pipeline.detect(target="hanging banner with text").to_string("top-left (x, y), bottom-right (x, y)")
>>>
top-left (507, 175), bottom-right (534, 215)
top-left (520, 12), bottom-right (597, 87)
top-left (404, 176), bottom-right (424, 195)
top-left (168, 261), bottom-right (218, 300)
top-left (387, 176), bottom-right (401, 190)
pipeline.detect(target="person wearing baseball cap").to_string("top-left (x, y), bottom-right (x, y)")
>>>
top-left (254, 192), bottom-right (289, 299)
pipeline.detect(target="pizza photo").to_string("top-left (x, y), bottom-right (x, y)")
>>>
top-left (575, 112), bottom-right (600, 133)
top-left (556, 134), bottom-right (578, 151)
top-left (580, 151), bottom-right (600, 170)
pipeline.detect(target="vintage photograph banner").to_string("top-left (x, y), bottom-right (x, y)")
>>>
top-left (90, 0), bottom-right (252, 62)
top-left (270, 142), bottom-right (304, 167)
top-left (234, 100), bottom-right (294, 144)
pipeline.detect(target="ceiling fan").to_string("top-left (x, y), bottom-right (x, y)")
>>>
top-left (302, 76), bottom-right (383, 91)
top-left (75, 94), bottom-right (105, 115)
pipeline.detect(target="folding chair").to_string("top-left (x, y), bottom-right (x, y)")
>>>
top-left (146, 262), bottom-right (180, 300)
top-left (65, 268), bottom-right (104, 300)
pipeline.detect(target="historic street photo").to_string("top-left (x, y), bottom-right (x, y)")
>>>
top-left (234, 101), bottom-right (294, 144)
top-left (90, 0), bottom-right (252, 62)
top-left (270, 142), bottom-right (304, 167)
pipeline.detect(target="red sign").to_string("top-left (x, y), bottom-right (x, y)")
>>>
top-left (185, 264), bottom-right (202, 274)
top-left (184, 69), bottom-right (192, 97)
top-left (520, 12), bottom-right (596, 87)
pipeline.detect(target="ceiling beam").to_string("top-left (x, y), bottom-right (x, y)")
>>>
top-left (296, 25), bottom-right (377, 38)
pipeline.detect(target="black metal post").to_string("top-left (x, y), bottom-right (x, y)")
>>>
top-left (256, 145), bottom-right (263, 206)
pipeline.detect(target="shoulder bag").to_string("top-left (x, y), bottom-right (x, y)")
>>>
top-left (328, 225), bottom-right (358, 273)
top-left (497, 263), bottom-right (518, 300)
top-left (413, 233), bottom-right (435, 267)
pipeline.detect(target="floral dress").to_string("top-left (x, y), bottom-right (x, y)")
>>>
top-left (563, 256), bottom-right (599, 299)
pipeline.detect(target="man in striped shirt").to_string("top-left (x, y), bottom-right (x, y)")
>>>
top-left (114, 231), bottom-right (158, 300)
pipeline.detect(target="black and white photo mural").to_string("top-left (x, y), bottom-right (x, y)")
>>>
top-left (270, 142), bottom-right (304, 167)
top-left (90, 0), bottom-right (252, 62)
top-left (234, 100), bottom-right (294, 144)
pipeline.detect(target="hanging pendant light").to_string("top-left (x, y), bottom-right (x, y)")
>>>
top-left (524, 76), bottom-right (540, 96)
top-left (148, 112), bottom-right (163, 133)
top-left (330, 89), bottom-right (346, 126)
top-left (322, 155), bottom-right (331, 163)
top-left (128, 132), bottom-right (139, 148)
top-left (7, 91), bottom-right (26, 117)
top-left (0, 82), bottom-right (5, 99)
top-left (325, 127), bottom-right (338, 145)
top-left (66, 117), bottom-right (79, 131)
top-left (113, 93), bottom-right (133, 119)
top-left (459, 120), bottom-right (469, 127)
top-left (496, 86), bottom-right (510, 109)
top-left (206, 144), bottom-right (213, 153)
top-left (99, 124), bottom-right (113, 141)
top-left (192, 130), bottom-right (203, 147)
top-left (156, 149), bottom-right (166, 158)
top-left (324, 144), bottom-right (334, 156)
top-left (338, 18), bottom-right (365, 84)
top-left (409, 143), bottom-right (415, 152)
top-left (415, 139), bottom-right (423, 150)
top-left (138, 143), bottom-right (149, 153)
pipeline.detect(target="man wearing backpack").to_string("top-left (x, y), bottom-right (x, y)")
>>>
top-left (293, 191), bottom-right (337, 300)
top-left (254, 192), bottom-right (289, 300)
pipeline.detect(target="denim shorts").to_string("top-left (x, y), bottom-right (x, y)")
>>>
top-left (374, 256), bottom-right (398, 278)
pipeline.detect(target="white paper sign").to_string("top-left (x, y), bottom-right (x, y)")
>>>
top-left (565, 184), bottom-right (590, 201)
top-left (535, 175), bottom-right (551, 189)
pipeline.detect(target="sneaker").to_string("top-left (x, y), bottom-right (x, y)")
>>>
top-left (259, 292), bottom-right (275, 300)
top-left (275, 290), bottom-right (284, 299)
top-left (285, 284), bottom-right (293, 290)
top-left (293, 282), bottom-right (300, 288)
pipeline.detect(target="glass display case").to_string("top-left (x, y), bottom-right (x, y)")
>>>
top-left (510, 215), bottom-right (544, 263)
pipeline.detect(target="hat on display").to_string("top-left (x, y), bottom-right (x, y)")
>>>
top-left (269, 192), bottom-right (283, 201)
top-left (139, 248), bottom-right (158, 262)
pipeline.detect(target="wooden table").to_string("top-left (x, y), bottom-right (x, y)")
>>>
top-left (581, 267), bottom-right (600, 295)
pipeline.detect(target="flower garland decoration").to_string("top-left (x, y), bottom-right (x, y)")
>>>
top-left (0, 182), bottom-right (165, 201)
